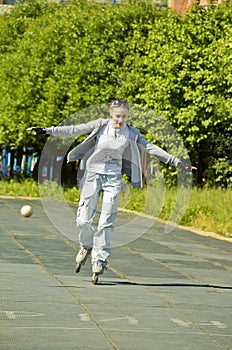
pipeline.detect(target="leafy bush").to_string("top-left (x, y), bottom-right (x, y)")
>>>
top-left (0, 178), bottom-right (40, 197)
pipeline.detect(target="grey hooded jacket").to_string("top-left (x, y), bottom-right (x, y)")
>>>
top-left (46, 118), bottom-right (183, 188)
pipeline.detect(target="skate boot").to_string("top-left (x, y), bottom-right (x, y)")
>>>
top-left (75, 247), bottom-right (92, 273)
top-left (92, 260), bottom-right (107, 285)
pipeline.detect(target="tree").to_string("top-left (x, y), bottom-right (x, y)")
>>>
top-left (0, 0), bottom-right (231, 185)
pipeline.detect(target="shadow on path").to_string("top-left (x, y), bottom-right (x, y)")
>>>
top-left (59, 281), bottom-right (232, 289)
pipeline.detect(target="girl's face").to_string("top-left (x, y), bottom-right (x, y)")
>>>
top-left (110, 107), bottom-right (129, 129)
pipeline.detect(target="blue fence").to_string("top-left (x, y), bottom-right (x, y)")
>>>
top-left (0, 146), bottom-right (40, 178)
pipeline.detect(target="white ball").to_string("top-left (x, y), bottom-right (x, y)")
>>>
top-left (20, 205), bottom-right (33, 217)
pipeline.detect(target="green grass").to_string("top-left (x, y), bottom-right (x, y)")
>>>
top-left (121, 185), bottom-right (232, 237)
top-left (0, 178), bottom-right (231, 237)
top-left (0, 179), bottom-right (40, 197)
top-left (0, 179), bottom-right (80, 204)
top-left (118, 180), bottom-right (232, 237)
top-left (179, 187), bottom-right (232, 237)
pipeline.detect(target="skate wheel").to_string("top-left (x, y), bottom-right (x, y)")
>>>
top-left (75, 263), bottom-right (81, 273)
top-left (92, 274), bottom-right (98, 285)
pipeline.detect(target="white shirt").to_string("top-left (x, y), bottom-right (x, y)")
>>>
top-left (86, 120), bottom-right (130, 174)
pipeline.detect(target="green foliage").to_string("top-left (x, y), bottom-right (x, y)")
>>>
top-left (0, 178), bottom-right (80, 202)
top-left (63, 185), bottom-right (80, 204)
top-left (0, 0), bottom-right (231, 186)
top-left (178, 187), bottom-right (232, 237)
top-left (122, 184), bottom-right (232, 237)
top-left (0, 178), bottom-right (40, 197)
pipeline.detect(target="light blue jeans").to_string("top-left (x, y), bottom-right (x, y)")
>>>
top-left (76, 171), bottom-right (122, 262)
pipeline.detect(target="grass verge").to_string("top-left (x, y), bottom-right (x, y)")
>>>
top-left (0, 178), bottom-right (231, 238)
